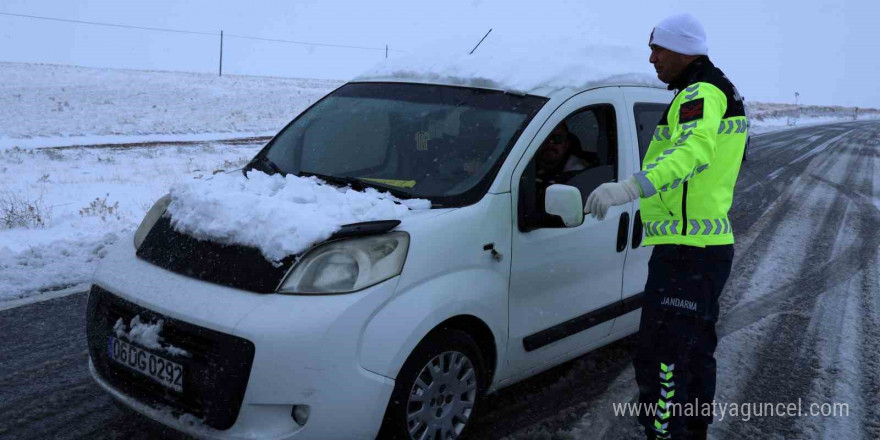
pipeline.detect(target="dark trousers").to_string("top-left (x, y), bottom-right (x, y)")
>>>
top-left (634, 244), bottom-right (734, 439)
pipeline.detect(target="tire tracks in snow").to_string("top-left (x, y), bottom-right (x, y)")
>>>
top-left (723, 126), bottom-right (855, 308)
top-left (855, 126), bottom-right (880, 438)
top-left (471, 336), bottom-right (640, 439)
top-left (811, 150), bottom-right (880, 439)
top-left (716, 124), bottom-right (879, 439)
top-left (857, 248), bottom-right (880, 439)
top-left (718, 130), bottom-right (867, 337)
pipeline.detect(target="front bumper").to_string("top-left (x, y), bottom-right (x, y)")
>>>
top-left (89, 356), bottom-right (393, 440)
top-left (87, 238), bottom-right (398, 439)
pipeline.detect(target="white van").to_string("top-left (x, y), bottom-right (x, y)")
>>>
top-left (86, 76), bottom-right (674, 440)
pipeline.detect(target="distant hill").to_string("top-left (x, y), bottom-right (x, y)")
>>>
top-left (749, 101), bottom-right (878, 121)
top-left (746, 102), bottom-right (879, 134)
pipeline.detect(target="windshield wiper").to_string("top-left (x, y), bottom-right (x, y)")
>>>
top-left (243, 155), bottom-right (284, 177)
top-left (298, 171), bottom-right (414, 200)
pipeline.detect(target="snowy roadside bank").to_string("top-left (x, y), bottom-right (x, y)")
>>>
top-left (0, 140), bottom-right (265, 301)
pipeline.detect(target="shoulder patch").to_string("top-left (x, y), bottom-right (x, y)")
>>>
top-left (679, 98), bottom-right (704, 123)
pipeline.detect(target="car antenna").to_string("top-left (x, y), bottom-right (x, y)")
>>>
top-left (469, 28), bottom-right (492, 55)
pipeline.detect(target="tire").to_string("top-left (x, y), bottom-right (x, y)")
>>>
top-left (377, 328), bottom-right (487, 440)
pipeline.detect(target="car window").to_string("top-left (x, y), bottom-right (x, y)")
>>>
top-left (633, 103), bottom-right (667, 163)
top-left (518, 104), bottom-right (618, 230)
top-left (260, 82), bottom-right (547, 208)
top-left (301, 109), bottom-right (391, 174)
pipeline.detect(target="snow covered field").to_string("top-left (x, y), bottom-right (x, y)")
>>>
top-left (0, 62), bottom-right (341, 149)
top-left (1, 61), bottom-right (877, 301)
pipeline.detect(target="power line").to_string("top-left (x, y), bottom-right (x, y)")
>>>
top-left (0, 11), bottom-right (405, 53)
top-left (0, 11), bottom-right (215, 36)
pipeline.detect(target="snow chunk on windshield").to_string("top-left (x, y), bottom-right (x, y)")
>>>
top-left (165, 171), bottom-right (431, 263)
top-left (358, 39), bottom-right (662, 94)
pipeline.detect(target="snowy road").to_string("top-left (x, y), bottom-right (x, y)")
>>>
top-left (0, 121), bottom-right (877, 440)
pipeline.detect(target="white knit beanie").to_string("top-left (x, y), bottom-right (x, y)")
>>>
top-left (650, 13), bottom-right (708, 56)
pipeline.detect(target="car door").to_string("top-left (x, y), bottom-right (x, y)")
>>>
top-left (613, 87), bottom-right (674, 333)
top-left (506, 87), bottom-right (635, 376)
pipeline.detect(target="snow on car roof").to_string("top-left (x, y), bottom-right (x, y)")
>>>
top-left (356, 41), bottom-right (664, 96)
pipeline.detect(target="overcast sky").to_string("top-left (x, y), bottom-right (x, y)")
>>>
top-left (1, 0), bottom-right (877, 108)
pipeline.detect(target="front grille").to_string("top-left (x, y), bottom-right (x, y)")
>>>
top-left (136, 216), bottom-right (295, 293)
top-left (135, 216), bottom-right (402, 293)
top-left (86, 285), bottom-right (255, 430)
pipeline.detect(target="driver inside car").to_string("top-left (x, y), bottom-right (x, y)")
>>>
top-left (535, 121), bottom-right (598, 187)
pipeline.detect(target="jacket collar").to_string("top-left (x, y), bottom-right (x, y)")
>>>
top-left (668, 56), bottom-right (712, 92)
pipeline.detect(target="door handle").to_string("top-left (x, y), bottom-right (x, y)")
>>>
top-left (632, 210), bottom-right (643, 249)
top-left (617, 212), bottom-right (630, 253)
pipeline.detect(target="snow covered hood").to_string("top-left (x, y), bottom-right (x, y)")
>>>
top-left (356, 42), bottom-right (663, 96)
top-left (164, 171), bottom-right (432, 263)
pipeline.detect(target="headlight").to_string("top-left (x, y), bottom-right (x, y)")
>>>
top-left (133, 194), bottom-right (171, 250)
top-left (278, 232), bottom-right (409, 294)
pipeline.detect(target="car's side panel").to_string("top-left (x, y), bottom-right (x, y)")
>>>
top-left (614, 87), bottom-right (674, 332)
top-left (358, 193), bottom-right (512, 388)
top-left (495, 320), bottom-right (639, 390)
top-left (505, 87), bottom-right (632, 377)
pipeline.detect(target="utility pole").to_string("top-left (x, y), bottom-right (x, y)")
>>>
top-left (219, 30), bottom-right (224, 77)
top-left (789, 92), bottom-right (800, 127)
top-left (385, 44), bottom-right (388, 59)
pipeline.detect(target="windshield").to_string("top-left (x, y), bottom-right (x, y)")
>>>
top-left (256, 82), bottom-right (547, 207)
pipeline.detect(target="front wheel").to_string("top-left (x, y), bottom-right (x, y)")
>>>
top-left (378, 328), bottom-right (487, 440)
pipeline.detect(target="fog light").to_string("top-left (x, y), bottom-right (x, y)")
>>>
top-left (292, 405), bottom-right (310, 426)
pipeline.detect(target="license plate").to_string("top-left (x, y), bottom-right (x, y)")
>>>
top-left (108, 337), bottom-right (184, 392)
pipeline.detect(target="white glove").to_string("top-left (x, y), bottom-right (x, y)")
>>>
top-left (584, 176), bottom-right (641, 221)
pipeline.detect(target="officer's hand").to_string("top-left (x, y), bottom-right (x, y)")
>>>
top-left (584, 176), bottom-right (640, 221)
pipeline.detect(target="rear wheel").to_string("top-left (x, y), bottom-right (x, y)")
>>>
top-left (378, 328), bottom-right (487, 440)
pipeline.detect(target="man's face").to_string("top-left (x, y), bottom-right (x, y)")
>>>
top-left (649, 43), bottom-right (690, 84)
top-left (537, 126), bottom-right (570, 169)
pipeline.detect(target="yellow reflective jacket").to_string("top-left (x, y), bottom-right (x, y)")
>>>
top-left (633, 57), bottom-right (748, 247)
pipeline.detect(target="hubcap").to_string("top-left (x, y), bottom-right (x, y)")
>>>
top-left (406, 351), bottom-right (477, 440)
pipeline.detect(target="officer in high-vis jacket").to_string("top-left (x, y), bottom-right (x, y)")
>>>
top-left (584, 13), bottom-right (747, 440)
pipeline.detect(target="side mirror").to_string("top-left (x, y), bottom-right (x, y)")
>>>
top-left (545, 184), bottom-right (584, 227)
